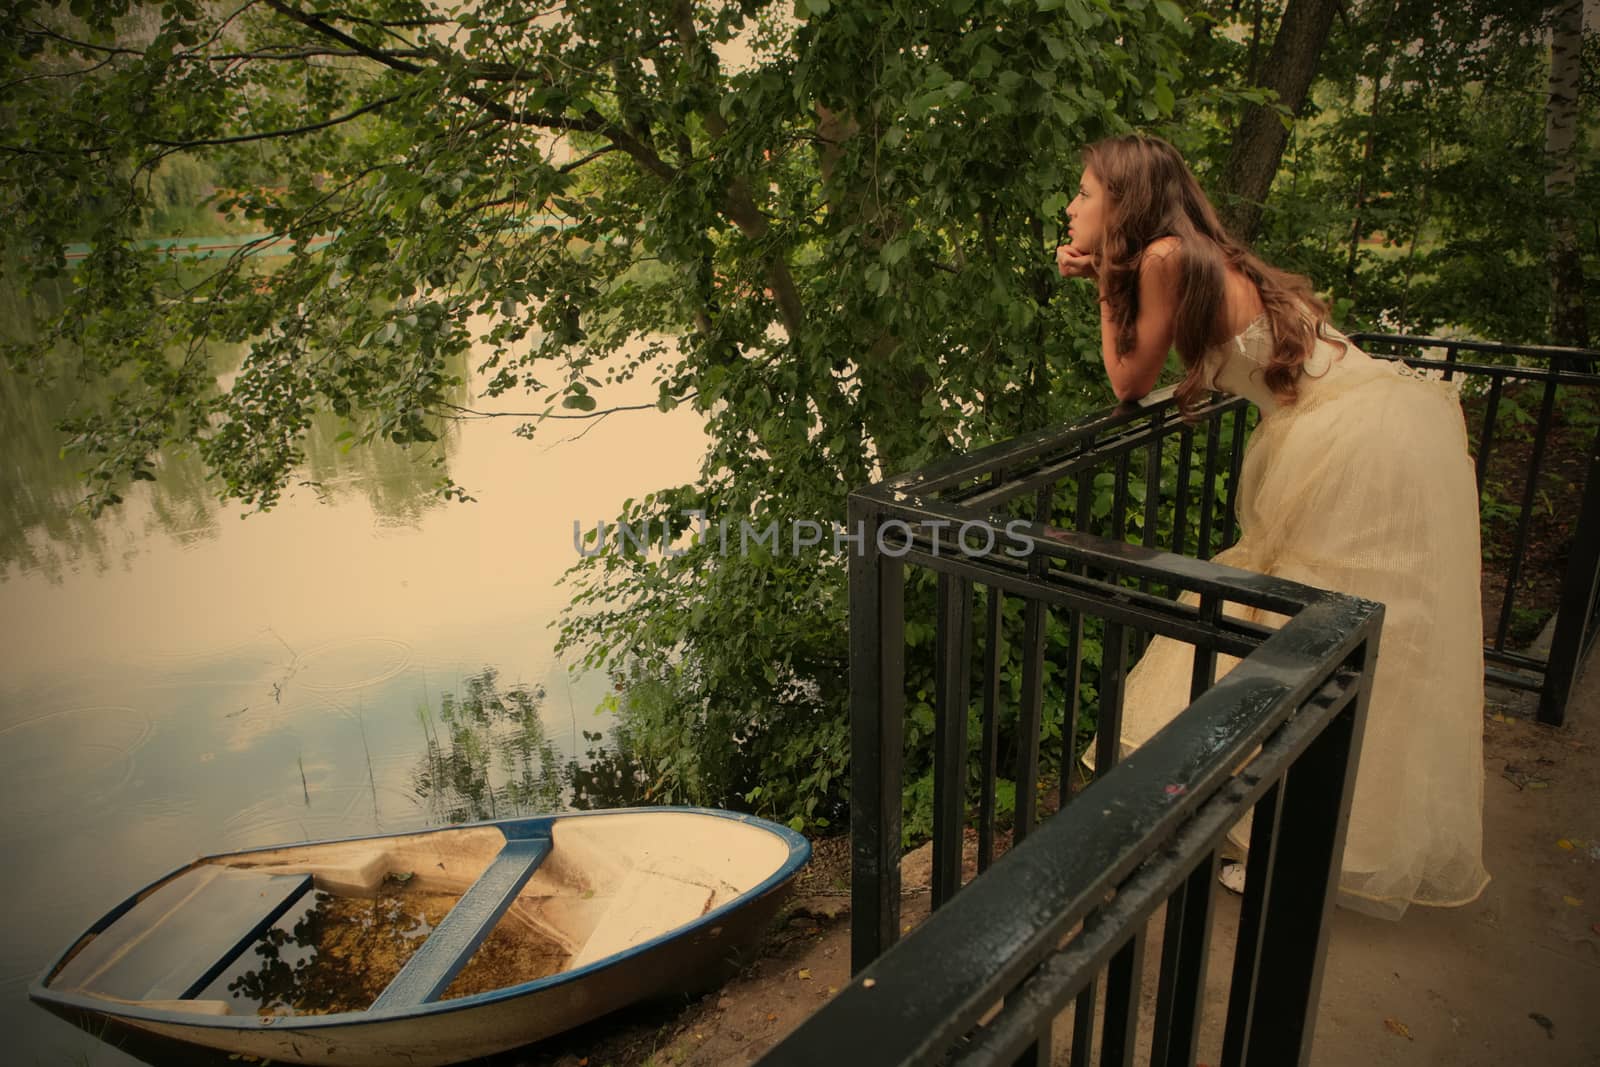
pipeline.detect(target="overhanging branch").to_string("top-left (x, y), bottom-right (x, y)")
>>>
top-left (148, 92), bottom-right (409, 149)
top-left (442, 394), bottom-right (698, 420)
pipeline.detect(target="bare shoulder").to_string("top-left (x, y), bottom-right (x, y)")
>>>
top-left (1137, 237), bottom-right (1182, 290)
top-left (1140, 237), bottom-right (1182, 281)
top-left (1144, 236), bottom-right (1182, 262)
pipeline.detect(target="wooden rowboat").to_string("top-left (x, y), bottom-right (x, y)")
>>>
top-left (31, 807), bottom-right (810, 1066)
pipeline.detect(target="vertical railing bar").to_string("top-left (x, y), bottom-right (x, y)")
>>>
top-left (1014, 485), bottom-right (1054, 843)
top-left (1085, 620), bottom-right (1131, 1066)
top-left (1076, 469), bottom-right (1095, 558)
top-left (1495, 371), bottom-right (1563, 650)
top-left (978, 469), bottom-right (1006, 871)
top-left (848, 498), bottom-right (906, 974)
top-left (1100, 930), bottom-right (1145, 1066)
top-left (1539, 416), bottom-right (1600, 726)
top-left (1071, 972), bottom-right (1099, 1067)
top-left (956, 575), bottom-right (975, 876)
top-left (1475, 374), bottom-right (1503, 498)
top-left (1221, 406), bottom-right (1248, 551)
top-left (1143, 417), bottom-right (1165, 555)
top-left (1219, 781), bottom-right (1285, 1067)
top-left (979, 586), bottom-right (1003, 872)
top-left (933, 573), bottom-right (972, 909)
top-left (1199, 413), bottom-right (1221, 560)
top-left (1150, 851), bottom-right (1220, 1067)
top-left (1100, 585), bottom-right (1139, 1067)
top-left (1174, 425), bottom-right (1195, 560)
top-left (1192, 594), bottom-right (1221, 701)
top-left (1094, 621), bottom-right (1129, 777)
top-left (1111, 450), bottom-right (1131, 545)
top-left (1015, 598), bottom-right (1046, 843)
top-left (1060, 594), bottom-right (1086, 809)
top-left (1135, 420), bottom-right (1165, 660)
top-left (1062, 472), bottom-right (1095, 804)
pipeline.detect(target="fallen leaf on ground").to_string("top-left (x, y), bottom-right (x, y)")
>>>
top-left (767, 1013), bottom-right (778, 1022)
top-left (1383, 1018), bottom-right (1413, 1041)
top-left (1557, 839), bottom-right (1575, 850)
top-left (1529, 1012), bottom-right (1555, 1038)
top-left (1562, 895), bottom-right (1583, 906)
top-left (798, 969), bottom-right (812, 980)
top-left (1502, 764), bottom-right (1550, 789)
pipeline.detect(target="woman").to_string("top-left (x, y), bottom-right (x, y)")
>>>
top-left (1057, 134), bottom-right (1489, 920)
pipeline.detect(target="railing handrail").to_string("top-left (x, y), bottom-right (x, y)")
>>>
top-left (898, 333), bottom-right (1600, 504)
top-left (1347, 330), bottom-right (1600, 362)
top-left (879, 386), bottom-right (1242, 499)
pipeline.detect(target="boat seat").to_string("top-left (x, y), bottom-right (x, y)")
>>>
top-left (50, 865), bottom-right (313, 1002)
top-left (568, 864), bottom-right (715, 970)
top-left (371, 834), bottom-right (552, 1010)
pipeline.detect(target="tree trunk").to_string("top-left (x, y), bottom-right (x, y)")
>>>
top-left (1219, 0), bottom-right (1342, 243)
top-left (1545, 0), bottom-right (1589, 347)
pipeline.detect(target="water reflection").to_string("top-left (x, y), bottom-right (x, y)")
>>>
top-left (298, 405), bottom-right (462, 529)
top-left (207, 872), bottom-right (570, 1018)
top-left (213, 881), bottom-right (436, 1017)
top-left (413, 668), bottom-right (567, 825)
top-left (0, 280), bottom-right (468, 582)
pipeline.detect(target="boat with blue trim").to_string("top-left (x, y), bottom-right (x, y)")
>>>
top-left (30, 807), bottom-right (810, 1066)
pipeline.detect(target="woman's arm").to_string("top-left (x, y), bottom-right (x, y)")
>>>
top-left (1099, 237), bottom-right (1181, 403)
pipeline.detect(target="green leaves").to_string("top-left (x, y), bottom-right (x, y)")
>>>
top-left (5, 0), bottom-right (1209, 833)
top-left (561, 384), bottom-right (599, 412)
top-left (1153, 0), bottom-right (1188, 32)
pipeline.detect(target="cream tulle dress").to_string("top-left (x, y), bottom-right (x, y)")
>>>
top-left (1094, 312), bottom-right (1491, 919)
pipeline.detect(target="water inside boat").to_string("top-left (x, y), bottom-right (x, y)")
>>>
top-left (198, 875), bottom-right (571, 1015)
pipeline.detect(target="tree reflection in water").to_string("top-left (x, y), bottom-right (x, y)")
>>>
top-left (208, 671), bottom-right (629, 1016)
top-left (219, 875), bottom-right (435, 1015)
top-left (412, 667), bottom-right (567, 824)
top-left (217, 870), bottom-right (568, 1015)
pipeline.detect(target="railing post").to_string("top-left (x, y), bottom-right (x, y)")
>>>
top-left (1541, 422), bottom-right (1600, 725)
top-left (849, 494), bottom-right (906, 973)
top-left (1232, 625), bottom-right (1381, 1066)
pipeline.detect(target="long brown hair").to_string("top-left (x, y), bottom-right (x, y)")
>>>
top-left (1082, 135), bottom-right (1341, 415)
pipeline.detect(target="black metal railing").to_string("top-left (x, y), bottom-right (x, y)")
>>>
top-left (754, 331), bottom-right (1597, 1065)
top-left (1347, 333), bottom-right (1600, 726)
top-left (758, 392), bottom-right (1385, 1066)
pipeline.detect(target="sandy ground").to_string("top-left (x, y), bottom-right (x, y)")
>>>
top-left (516, 642), bottom-right (1600, 1067)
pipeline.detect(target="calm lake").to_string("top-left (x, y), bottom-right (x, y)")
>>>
top-left (0, 326), bottom-right (709, 1064)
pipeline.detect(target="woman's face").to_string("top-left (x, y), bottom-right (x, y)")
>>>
top-left (1066, 165), bottom-right (1107, 253)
